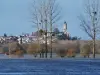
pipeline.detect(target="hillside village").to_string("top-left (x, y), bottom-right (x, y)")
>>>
top-left (0, 22), bottom-right (100, 58)
top-left (0, 22), bottom-right (80, 57)
top-left (0, 22), bottom-right (72, 45)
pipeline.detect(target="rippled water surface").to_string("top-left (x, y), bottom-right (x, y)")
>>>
top-left (0, 59), bottom-right (100, 75)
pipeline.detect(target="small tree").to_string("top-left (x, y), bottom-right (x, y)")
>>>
top-left (39, 29), bottom-right (45, 36)
top-left (39, 44), bottom-right (45, 58)
top-left (8, 42), bottom-right (18, 55)
top-left (15, 50), bottom-right (24, 57)
top-left (67, 48), bottom-right (76, 58)
top-left (56, 48), bottom-right (67, 58)
top-left (4, 33), bottom-right (7, 37)
top-left (80, 44), bottom-right (91, 58)
top-left (3, 47), bottom-right (9, 55)
top-left (27, 43), bottom-right (40, 57)
top-left (8, 42), bottom-right (24, 57)
top-left (20, 44), bottom-right (28, 54)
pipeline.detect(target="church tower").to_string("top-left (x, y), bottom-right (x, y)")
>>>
top-left (63, 21), bottom-right (67, 34)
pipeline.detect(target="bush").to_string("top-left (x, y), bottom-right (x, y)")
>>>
top-left (15, 50), bottom-right (24, 57)
top-left (80, 44), bottom-right (91, 58)
top-left (67, 48), bottom-right (76, 58)
top-left (8, 42), bottom-right (18, 53)
top-left (56, 49), bottom-right (67, 58)
top-left (13, 44), bottom-right (24, 57)
top-left (8, 42), bottom-right (25, 57)
top-left (27, 43), bottom-right (40, 57)
top-left (20, 44), bottom-right (28, 54)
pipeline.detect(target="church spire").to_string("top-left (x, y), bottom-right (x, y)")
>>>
top-left (63, 21), bottom-right (67, 34)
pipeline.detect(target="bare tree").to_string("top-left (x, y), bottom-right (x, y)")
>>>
top-left (79, 0), bottom-right (100, 58)
top-left (30, 0), bottom-right (41, 58)
top-left (31, 0), bottom-right (61, 58)
top-left (47, 0), bottom-right (61, 58)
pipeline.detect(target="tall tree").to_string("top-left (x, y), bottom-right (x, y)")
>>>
top-left (79, 0), bottom-right (100, 58)
top-left (30, 0), bottom-right (41, 58)
top-left (48, 0), bottom-right (61, 58)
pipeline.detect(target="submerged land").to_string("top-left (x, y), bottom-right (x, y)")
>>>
top-left (0, 59), bottom-right (100, 75)
top-left (0, 40), bottom-right (100, 59)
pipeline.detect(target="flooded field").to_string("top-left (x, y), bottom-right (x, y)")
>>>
top-left (0, 59), bottom-right (100, 75)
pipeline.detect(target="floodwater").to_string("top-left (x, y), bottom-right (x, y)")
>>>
top-left (0, 59), bottom-right (100, 75)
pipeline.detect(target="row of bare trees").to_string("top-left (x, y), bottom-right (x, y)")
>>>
top-left (31, 0), bottom-right (61, 58)
top-left (30, 0), bottom-right (100, 58)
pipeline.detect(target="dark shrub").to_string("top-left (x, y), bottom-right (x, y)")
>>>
top-left (56, 49), bottom-right (67, 58)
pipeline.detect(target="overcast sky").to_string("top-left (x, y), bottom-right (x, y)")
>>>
top-left (0, 0), bottom-right (90, 39)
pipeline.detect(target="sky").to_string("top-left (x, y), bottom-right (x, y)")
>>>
top-left (0, 0), bottom-right (90, 40)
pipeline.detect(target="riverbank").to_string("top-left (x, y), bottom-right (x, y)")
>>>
top-left (0, 54), bottom-right (100, 59)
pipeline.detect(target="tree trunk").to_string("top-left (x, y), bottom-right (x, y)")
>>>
top-left (42, 48), bottom-right (44, 58)
top-left (50, 34), bottom-right (52, 58)
top-left (93, 39), bottom-right (96, 58)
top-left (40, 52), bottom-right (41, 58)
top-left (50, 27), bottom-right (52, 58)
top-left (37, 24), bottom-right (40, 58)
top-left (45, 20), bottom-right (48, 58)
top-left (93, 23), bottom-right (96, 58)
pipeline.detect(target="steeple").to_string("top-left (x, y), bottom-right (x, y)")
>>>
top-left (63, 21), bottom-right (67, 34)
